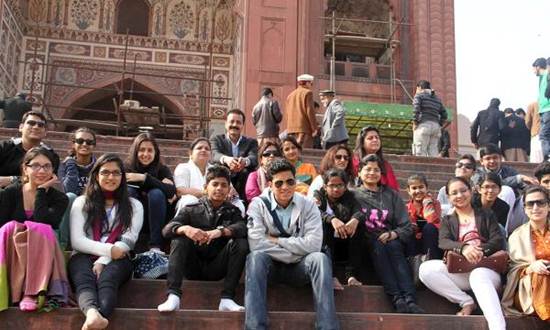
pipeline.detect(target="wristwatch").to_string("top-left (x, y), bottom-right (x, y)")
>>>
top-left (216, 225), bottom-right (225, 236)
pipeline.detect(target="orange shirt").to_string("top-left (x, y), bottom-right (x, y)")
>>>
top-left (532, 227), bottom-right (550, 261)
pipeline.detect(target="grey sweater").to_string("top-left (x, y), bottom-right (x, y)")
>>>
top-left (413, 89), bottom-right (447, 125)
top-left (252, 96), bottom-right (283, 138)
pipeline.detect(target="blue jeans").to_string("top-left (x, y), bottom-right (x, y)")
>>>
top-left (244, 251), bottom-right (339, 330)
top-left (128, 187), bottom-right (167, 248)
top-left (369, 239), bottom-right (417, 303)
top-left (405, 222), bottom-right (443, 260)
top-left (539, 111), bottom-right (550, 160)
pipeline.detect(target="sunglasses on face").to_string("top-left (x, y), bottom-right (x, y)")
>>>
top-left (74, 138), bottom-right (96, 146)
top-left (262, 151), bottom-right (281, 158)
top-left (524, 199), bottom-right (548, 208)
top-left (335, 155), bottom-right (349, 161)
top-left (455, 162), bottom-right (474, 170)
top-left (25, 120), bottom-right (46, 128)
top-left (273, 178), bottom-right (296, 188)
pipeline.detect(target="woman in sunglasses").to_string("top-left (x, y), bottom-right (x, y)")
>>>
top-left (245, 141), bottom-right (282, 202)
top-left (352, 126), bottom-right (398, 190)
top-left (125, 133), bottom-right (176, 254)
top-left (502, 185), bottom-right (550, 321)
top-left (0, 147), bottom-right (69, 311)
top-left (353, 154), bottom-right (424, 313)
top-left (307, 144), bottom-right (354, 198)
top-left (281, 135), bottom-right (317, 195)
top-left (419, 177), bottom-right (506, 329)
top-left (57, 127), bottom-right (98, 249)
top-left (437, 154), bottom-right (476, 215)
top-left (69, 153), bottom-right (143, 330)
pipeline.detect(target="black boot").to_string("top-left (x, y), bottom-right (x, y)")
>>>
top-left (406, 301), bottom-right (426, 314)
top-left (393, 297), bottom-right (409, 313)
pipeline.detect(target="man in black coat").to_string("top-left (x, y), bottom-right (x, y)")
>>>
top-left (470, 98), bottom-right (505, 149)
top-left (500, 108), bottom-right (530, 162)
top-left (210, 109), bottom-right (258, 201)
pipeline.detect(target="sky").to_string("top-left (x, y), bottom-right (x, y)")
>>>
top-left (455, 0), bottom-right (550, 122)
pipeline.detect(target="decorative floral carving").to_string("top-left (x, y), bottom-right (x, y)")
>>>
top-left (71, 0), bottom-right (99, 30)
top-left (169, 1), bottom-right (194, 39)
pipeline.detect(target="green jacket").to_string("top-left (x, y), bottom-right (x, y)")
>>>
top-left (538, 71), bottom-right (550, 113)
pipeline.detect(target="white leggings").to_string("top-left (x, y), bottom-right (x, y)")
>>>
top-left (419, 259), bottom-right (506, 330)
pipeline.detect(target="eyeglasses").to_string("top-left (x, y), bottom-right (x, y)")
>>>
top-left (99, 169), bottom-right (123, 177)
top-left (335, 155), bottom-right (349, 161)
top-left (26, 163), bottom-right (53, 172)
top-left (25, 120), bottom-right (45, 128)
top-left (326, 183), bottom-right (345, 189)
top-left (74, 138), bottom-right (96, 146)
top-left (524, 199), bottom-right (548, 208)
top-left (455, 162), bottom-right (474, 170)
top-left (273, 178), bottom-right (296, 188)
top-left (262, 151), bottom-right (281, 158)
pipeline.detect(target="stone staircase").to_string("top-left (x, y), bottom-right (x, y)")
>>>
top-left (0, 128), bottom-right (545, 329)
top-left (2, 280), bottom-right (547, 329)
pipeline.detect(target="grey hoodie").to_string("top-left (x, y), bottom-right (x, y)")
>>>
top-left (246, 189), bottom-right (322, 264)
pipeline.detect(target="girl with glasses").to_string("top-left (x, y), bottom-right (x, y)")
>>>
top-left (419, 177), bottom-right (506, 330)
top-left (502, 185), bottom-right (550, 321)
top-left (57, 127), bottom-right (97, 249)
top-left (125, 133), bottom-right (176, 254)
top-left (353, 154), bottom-right (424, 313)
top-left (307, 144), bottom-right (354, 198)
top-left (0, 147), bottom-right (69, 312)
top-left (69, 153), bottom-right (143, 330)
top-left (245, 141), bottom-right (282, 202)
top-left (313, 168), bottom-right (361, 289)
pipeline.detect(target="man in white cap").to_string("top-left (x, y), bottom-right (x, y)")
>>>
top-left (284, 74), bottom-right (318, 148)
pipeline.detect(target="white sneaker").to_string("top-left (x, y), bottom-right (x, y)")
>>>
top-left (218, 298), bottom-right (245, 312)
top-left (157, 294), bottom-right (180, 312)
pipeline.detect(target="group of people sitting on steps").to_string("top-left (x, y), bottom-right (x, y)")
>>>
top-left (0, 109), bottom-right (549, 330)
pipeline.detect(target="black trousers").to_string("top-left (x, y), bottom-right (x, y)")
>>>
top-left (323, 221), bottom-right (365, 279)
top-left (167, 236), bottom-right (248, 299)
top-left (68, 253), bottom-right (133, 317)
top-left (231, 169), bottom-right (250, 203)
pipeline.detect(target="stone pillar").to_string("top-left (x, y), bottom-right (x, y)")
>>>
top-left (412, 0), bottom-right (458, 155)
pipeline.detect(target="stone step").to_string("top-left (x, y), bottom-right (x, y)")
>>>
top-left (118, 280), bottom-right (457, 314)
top-left (2, 307), bottom-right (546, 330)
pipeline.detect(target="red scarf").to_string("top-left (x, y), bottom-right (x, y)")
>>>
top-left (406, 194), bottom-right (442, 232)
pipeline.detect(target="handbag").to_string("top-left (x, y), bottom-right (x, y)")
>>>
top-left (132, 251), bottom-right (169, 279)
top-left (444, 230), bottom-right (508, 274)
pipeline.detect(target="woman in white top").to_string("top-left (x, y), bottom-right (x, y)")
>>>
top-left (307, 144), bottom-right (355, 199)
top-left (174, 137), bottom-right (245, 215)
top-left (69, 154), bottom-right (143, 330)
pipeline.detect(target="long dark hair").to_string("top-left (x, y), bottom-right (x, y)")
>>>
top-left (354, 126), bottom-right (386, 175)
top-left (68, 127), bottom-right (97, 157)
top-left (83, 154), bottom-right (133, 234)
top-left (125, 132), bottom-right (162, 176)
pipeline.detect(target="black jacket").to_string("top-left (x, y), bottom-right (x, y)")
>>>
top-left (499, 114), bottom-right (530, 154)
top-left (314, 188), bottom-right (357, 224)
top-left (210, 134), bottom-right (258, 170)
top-left (0, 138), bottom-right (60, 177)
top-left (126, 163), bottom-right (176, 199)
top-left (412, 90), bottom-right (448, 125)
top-left (438, 208), bottom-right (504, 256)
top-left (470, 108), bottom-right (504, 146)
top-left (162, 197), bottom-right (247, 240)
top-left (471, 193), bottom-right (510, 228)
top-left (0, 96), bottom-right (31, 128)
top-left (0, 182), bottom-right (68, 229)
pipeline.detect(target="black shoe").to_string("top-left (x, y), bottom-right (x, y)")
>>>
top-left (394, 298), bottom-right (409, 313)
top-left (407, 302), bottom-right (425, 314)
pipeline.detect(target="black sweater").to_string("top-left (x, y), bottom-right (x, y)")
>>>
top-left (127, 163), bottom-right (176, 199)
top-left (0, 182), bottom-right (68, 229)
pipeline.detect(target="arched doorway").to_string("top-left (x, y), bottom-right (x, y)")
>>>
top-left (116, 0), bottom-right (150, 36)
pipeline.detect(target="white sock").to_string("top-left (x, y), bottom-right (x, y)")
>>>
top-left (157, 294), bottom-right (180, 312)
top-left (218, 298), bottom-right (245, 312)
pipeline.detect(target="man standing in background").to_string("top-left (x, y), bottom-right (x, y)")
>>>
top-left (525, 102), bottom-right (542, 163)
top-left (319, 90), bottom-right (349, 149)
top-left (252, 88), bottom-right (282, 146)
top-left (533, 57), bottom-right (550, 161)
top-left (285, 74), bottom-right (318, 148)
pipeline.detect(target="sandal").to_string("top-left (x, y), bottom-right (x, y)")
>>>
top-left (19, 296), bottom-right (38, 312)
top-left (456, 303), bottom-right (477, 316)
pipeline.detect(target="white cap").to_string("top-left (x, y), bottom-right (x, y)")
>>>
top-left (297, 74), bottom-right (314, 82)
